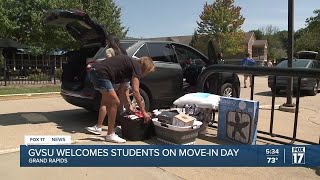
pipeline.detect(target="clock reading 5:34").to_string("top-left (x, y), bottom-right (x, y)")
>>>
top-left (266, 149), bottom-right (280, 155)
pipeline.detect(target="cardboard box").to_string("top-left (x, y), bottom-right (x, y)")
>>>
top-left (172, 114), bottom-right (195, 127)
top-left (217, 97), bottom-right (259, 145)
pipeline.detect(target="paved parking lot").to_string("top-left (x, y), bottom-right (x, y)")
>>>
top-left (0, 76), bottom-right (319, 179)
top-left (239, 76), bottom-right (320, 144)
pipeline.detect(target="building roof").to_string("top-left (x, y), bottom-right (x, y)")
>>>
top-left (145, 33), bottom-right (256, 45)
top-left (244, 32), bottom-right (254, 43)
top-left (253, 40), bottom-right (267, 47)
top-left (135, 32), bottom-right (266, 48)
top-left (144, 35), bottom-right (193, 45)
top-left (0, 38), bottom-right (28, 49)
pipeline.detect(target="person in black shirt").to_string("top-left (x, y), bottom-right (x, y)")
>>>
top-left (87, 55), bottom-right (155, 143)
top-left (87, 36), bottom-right (133, 136)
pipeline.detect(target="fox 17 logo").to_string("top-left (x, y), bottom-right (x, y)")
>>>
top-left (292, 147), bottom-right (305, 164)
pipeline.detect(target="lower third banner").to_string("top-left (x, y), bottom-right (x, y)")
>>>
top-left (20, 145), bottom-right (320, 167)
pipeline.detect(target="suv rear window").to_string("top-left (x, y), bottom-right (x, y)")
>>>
top-left (134, 44), bottom-right (149, 58)
top-left (147, 43), bottom-right (175, 62)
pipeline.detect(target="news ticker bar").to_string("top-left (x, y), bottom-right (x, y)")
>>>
top-left (20, 145), bottom-right (320, 167)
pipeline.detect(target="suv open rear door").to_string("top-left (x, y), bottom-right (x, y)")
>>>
top-left (43, 9), bottom-right (106, 46)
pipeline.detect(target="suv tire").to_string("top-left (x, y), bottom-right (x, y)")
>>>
top-left (130, 88), bottom-right (150, 112)
top-left (307, 81), bottom-right (318, 96)
top-left (221, 83), bottom-right (234, 97)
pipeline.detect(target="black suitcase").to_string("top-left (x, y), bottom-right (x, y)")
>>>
top-left (119, 114), bottom-right (155, 141)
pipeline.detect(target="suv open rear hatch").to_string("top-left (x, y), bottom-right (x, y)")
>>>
top-left (43, 9), bottom-right (106, 46)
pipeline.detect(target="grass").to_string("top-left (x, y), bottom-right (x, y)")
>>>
top-left (0, 85), bottom-right (61, 95)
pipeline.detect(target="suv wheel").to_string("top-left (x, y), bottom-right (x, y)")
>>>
top-left (307, 81), bottom-right (318, 96)
top-left (221, 83), bottom-right (233, 97)
top-left (129, 88), bottom-right (150, 111)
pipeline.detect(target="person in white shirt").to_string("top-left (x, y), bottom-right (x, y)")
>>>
top-left (267, 59), bottom-right (273, 67)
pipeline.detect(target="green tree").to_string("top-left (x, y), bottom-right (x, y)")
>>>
top-left (259, 25), bottom-right (285, 59)
top-left (189, 30), bottom-right (198, 47)
top-left (249, 29), bottom-right (263, 40)
top-left (295, 9), bottom-right (320, 53)
top-left (0, 49), bottom-right (4, 69)
top-left (294, 28), bottom-right (306, 41)
top-left (189, 30), bottom-right (212, 55)
top-left (305, 9), bottom-right (320, 31)
top-left (0, 0), bottom-right (127, 54)
top-left (275, 30), bottom-right (288, 50)
top-left (195, 0), bottom-right (245, 57)
top-left (81, 0), bottom-right (128, 38)
top-left (295, 31), bottom-right (320, 53)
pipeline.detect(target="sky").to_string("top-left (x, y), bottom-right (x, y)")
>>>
top-left (113, 0), bottom-right (320, 38)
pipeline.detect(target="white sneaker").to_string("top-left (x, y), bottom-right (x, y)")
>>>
top-left (105, 133), bottom-right (126, 143)
top-left (86, 125), bottom-right (102, 135)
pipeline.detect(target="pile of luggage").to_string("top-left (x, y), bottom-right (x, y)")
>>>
top-left (151, 107), bottom-right (204, 145)
top-left (119, 93), bottom-right (221, 145)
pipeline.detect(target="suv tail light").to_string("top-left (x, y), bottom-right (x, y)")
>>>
top-left (86, 59), bottom-right (96, 71)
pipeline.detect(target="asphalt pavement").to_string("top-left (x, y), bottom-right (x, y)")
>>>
top-left (0, 76), bottom-right (319, 179)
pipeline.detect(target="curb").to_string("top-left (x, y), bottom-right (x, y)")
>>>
top-left (0, 148), bottom-right (20, 155)
top-left (0, 92), bottom-right (60, 97)
top-left (0, 92), bottom-right (61, 100)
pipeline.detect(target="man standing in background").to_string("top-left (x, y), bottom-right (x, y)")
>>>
top-left (241, 53), bottom-right (256, 88)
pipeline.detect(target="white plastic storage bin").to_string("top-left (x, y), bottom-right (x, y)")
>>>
top-left (152, 118), bottom-right (202, 132)
top-left (152, 118), bottom-right (202, 144)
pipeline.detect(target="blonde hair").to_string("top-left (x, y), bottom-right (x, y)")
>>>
top-left (139, 56), bottom-right (155, 74)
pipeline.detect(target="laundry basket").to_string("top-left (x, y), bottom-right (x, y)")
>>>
top-left (152, 118), bottom-right (202, 144)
